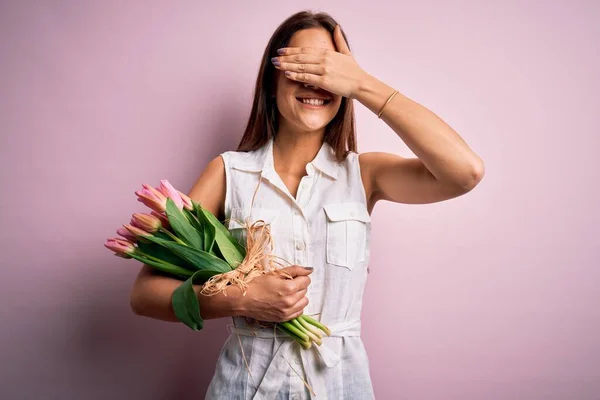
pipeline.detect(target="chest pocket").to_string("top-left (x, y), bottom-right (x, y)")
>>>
top-left (323, 202), bottom-right (371, 270)
top-left (227, 207), bottom-right (281, 248)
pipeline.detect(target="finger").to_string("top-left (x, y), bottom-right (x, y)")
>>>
top-left (286, 309), bottom-right (305, 321)
top-left (334, 25), bottom-right (351, 55)
top-left (289, 296), bottom-right (309, 314)
top-left (274, 53), bottom-right (322, 65)
top-left (275, 62), bottom-right (324, 75)
top-left (284, 288), bottom-right (308, 306)
top-left (277, 47), bottom-right (328, 56)
top-left (283, 277), bottom-right (310, 295)
top-left (280, 265), bottom-right (313, 278)
top-left (284, 71), bottom-right (321, 85)
top-left (291, 277), bottom-right (311, 292)
top-left (303, 83), bottom-right (320, 90)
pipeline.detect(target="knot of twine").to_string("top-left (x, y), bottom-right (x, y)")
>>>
top-left (199, 219), bottom-right (291, 297)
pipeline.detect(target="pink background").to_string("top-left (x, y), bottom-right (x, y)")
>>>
top-left (1, 1), bottom-right (598, 399)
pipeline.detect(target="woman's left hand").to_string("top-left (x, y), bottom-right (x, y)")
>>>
top-left (272, 25), bottom-right (368, 98)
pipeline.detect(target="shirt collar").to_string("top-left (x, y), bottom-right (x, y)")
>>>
top-left (233, 138), bottom-right (339, 180)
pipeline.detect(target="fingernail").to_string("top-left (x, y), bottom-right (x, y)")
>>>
top-left (304, 267), bottom-right (313, 270)
top-left (277, 48), bottom-right (285, 55)
top-left (271, 57), bottom-right (280, 66)
top-left (284, 71), bottom-right (291, 76)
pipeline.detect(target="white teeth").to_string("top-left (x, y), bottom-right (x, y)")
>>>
top-left (301, 98), bottom-right (325, 106)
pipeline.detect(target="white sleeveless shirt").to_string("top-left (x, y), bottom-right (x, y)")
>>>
top-left (205, 139), bottom-right (375, 400)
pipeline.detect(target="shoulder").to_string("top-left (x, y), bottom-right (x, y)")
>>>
top-left (187, 147), bottom-right (262, 219)
top-left (187, 155), bottom-right (227, 219)
top-left (221, 148), bottom-right (263, 172)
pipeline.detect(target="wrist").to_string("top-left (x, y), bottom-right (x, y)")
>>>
top-left (352, 71), bottom-right (377, 101)
top-left (224, 284), bottom-right (247, 317)
top-left (195, 283), bottom-right (247, 319)
top-left (353, 73), bottom-right (396, 115)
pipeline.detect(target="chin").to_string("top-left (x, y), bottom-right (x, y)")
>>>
top-left (292, 110), bottom-right (336, 132)
top-left (294, 118), bottom-right (331, 133)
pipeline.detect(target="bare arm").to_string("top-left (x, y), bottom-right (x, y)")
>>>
top-left (271, 28), bottom-right (484, 210)
top-left (355, 74), bottom-right (485, 210)
top-left (130, 265), bottom-right (248, 321)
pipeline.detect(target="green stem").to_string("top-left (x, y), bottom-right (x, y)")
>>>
top-left (159, 228), bottom-right (186, 245)
top-left (276, 324), bottom-right (307, 344)
top-left (290, 318), bottom-right (310, 337)
top-left (297, 316), bottom-right (323, 339)
top-left (301, 315), bottom-right (331, 336)
top-left (276, 324), bottom-right (311, 349)
top-left (281, 321), bottom-right (310, 342)
top-left (294, 318), bottom-right (323, 346)
top-left (290, 318), bottom-right (322, 345)
top-left (130, 251), bottom-right (193, 278)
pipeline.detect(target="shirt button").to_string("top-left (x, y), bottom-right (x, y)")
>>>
top-left (291, 395), bottom-right (300, 400)
top-left (294, 356), bottom-right (301, 364)
top-left (296, 242), bottom-right (305, 251)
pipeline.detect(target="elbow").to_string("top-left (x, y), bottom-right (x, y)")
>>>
top-left (470, 158), bottom-right (486, 188)
top-left (458, 158), bottom-right (486, 192)
top-left (129, 289), bottom-right (145, 316)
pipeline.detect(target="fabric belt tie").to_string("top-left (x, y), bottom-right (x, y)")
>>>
top-left (227, 319), bottom-right (361, 399)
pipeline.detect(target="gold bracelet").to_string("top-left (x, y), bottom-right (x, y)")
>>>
top-left (377, 90), bottom-right (399, 119)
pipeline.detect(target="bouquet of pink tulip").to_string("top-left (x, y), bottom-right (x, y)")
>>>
top-left (105, 180), bottom-right (330, 349)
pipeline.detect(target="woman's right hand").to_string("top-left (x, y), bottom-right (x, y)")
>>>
top-left (238, 265), bottom-right (313, 322)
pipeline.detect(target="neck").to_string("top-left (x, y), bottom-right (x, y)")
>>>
top-left (274, 125), bottom-right (324, 175)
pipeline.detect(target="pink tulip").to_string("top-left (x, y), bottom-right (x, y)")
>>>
top-left (135, 186), bottom-right (167, 213)
top-left (104, 238), bottom-right (135, 258)
top-left (123, 224), bottom-right (151, 238)
top-left (177, 190), bottom-right (194, 211)
top-left (151, 211), bottom-right (170, 229)
top-left (143, 184), bottom-right (167, 200)
top-left (158, 179), bottom-right (184, 210)
top-left (131, 213), bottom-right (161, 233)
top-left (117, 226), bottom-right (137, 243)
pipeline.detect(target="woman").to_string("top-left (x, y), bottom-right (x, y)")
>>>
top-left (130, 10), bottom-right (484, 400)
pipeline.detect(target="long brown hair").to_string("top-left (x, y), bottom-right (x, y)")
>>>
top-left (237, 11), bottom-right (356, 163)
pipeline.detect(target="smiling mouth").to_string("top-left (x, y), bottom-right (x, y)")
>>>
top-left (296, 97), bottom-right (331, 106)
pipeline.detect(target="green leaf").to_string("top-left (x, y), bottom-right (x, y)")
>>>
top-left (185, 268), bottom-right (227, 282)
top-left (154, 230), bottom-right (173, 241)
top-left (137, 236), bottom-right (193, 269)
top-left (194, 203), bottom-right (216, 254)
top-left (201, 207), bottom-right (246, 267)
top-left (183, 208), bottom-right (204, 238)
top-left (165, 198), bottom-right (204, 249)
top-left (129, 252), bottom-right (193, 279)
top-left (142, 235), bottom-right (232, 273)
top-left (172, 270), bottom-right (206, 331)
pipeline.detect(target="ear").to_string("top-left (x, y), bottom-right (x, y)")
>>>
top-left (334, 25), bottom-right (351, 55)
